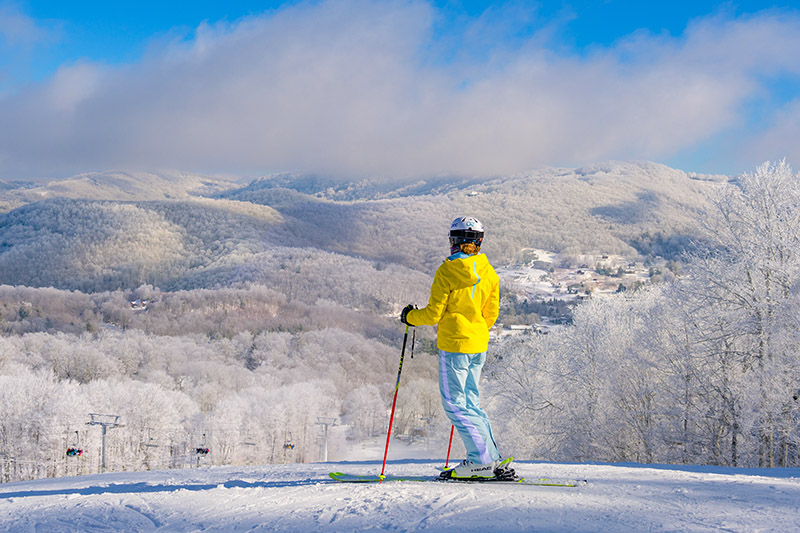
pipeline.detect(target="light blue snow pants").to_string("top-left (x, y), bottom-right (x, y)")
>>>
top-left (438, 350), bottom-right (500, 464)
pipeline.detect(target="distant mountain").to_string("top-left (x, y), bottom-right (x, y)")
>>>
top-left (223, 172), bottom-right (492, 201)
top-left (0, 195), bottom-right (429, 309)
top-left (0, 162), bottom-right (726, 298)
top-left (221, 161), bottom-right (723, 265)
top-left (0, 170), bottom-right (237, 210)
top-left (0, 180), bottom-right (37, 191)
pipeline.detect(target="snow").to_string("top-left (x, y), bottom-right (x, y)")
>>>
top-left (2, 460), bottom-right (798, 531)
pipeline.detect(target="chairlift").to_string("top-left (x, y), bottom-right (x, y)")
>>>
top-left (144, 428), bottom-right (160, 448)
top-left (66, 431), bottom-right (83, 457)
top-left (196, 432), bottom-right (209, 455)
top-left (283, 430), bottom-right (295, 450)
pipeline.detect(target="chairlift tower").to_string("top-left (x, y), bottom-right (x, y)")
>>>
top-left (315, 417), bottom-right (337, 462)
top-left (420, 415), bottom-right (435, 448)
top-left (195, 433), bottom-right (210, 467)
top-left (0, 451), bottom-right (15, 483)
top-left (87, 413), bottom-right (121, 473)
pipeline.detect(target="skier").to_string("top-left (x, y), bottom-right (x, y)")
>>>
top-left (400, 216), bottom-right (515, 480)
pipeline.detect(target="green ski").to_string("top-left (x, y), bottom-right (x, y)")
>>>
top-left (328, 472), bottom-right (586, 487)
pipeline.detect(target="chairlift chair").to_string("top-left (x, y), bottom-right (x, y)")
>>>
top-left (242, 430), bottom-right (257, 446)
top-left (66, 430), bottom-right (83, 457)
top-left (144, 428), bottom-right (160, 448)
top-left (196, 432), bottom-right (210, 455)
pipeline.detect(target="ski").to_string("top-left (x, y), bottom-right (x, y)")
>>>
top-left (439, 476), bottom-right (586, 487)
top-left (328, 472), bottom-right (586, 487)
top-left (329, 472), bottom-right (432, 483)
top-left (519, 478), bottom-right (588, 487)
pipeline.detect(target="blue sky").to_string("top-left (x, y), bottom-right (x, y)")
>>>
top-left (8, 1), bottom-right (783, 82)
top-left (1, 0), bottom-right (800, 180)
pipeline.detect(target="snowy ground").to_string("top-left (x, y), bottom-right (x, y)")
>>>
top-left (1, 460), bottom-right (799, 532)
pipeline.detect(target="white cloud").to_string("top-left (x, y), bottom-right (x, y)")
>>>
top-left (0, 2), bottom-right (56, 47)
top-left (0, 0), bottom-right (799, 180)
top-left (747, 99), bottom-right (800, 167)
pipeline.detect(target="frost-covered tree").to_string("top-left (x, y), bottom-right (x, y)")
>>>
top-left (0, 323), bottom-right (438, 483)
top-left (488, 161), bottom-right (800, 468)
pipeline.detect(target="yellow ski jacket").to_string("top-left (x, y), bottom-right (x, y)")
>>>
top-left (406, 252), bottom-right (499, 353)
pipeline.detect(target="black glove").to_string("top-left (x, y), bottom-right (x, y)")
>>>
top-left (400, 304), bottom-right (416, 326)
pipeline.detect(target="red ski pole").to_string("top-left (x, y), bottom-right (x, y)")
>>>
top-left (445, 425), bottom-right (455, 468)
top-left (380, 325), bottom-right (413, 480)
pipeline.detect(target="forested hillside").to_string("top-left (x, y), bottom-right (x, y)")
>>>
top-left (8, 160), bottom-right (798, 484)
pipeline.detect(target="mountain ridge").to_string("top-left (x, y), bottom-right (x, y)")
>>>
top-left (0, 161), bottom-right (724, 295)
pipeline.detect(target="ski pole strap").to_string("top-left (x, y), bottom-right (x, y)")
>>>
top-left (410, 327), bottom-right (415, 359)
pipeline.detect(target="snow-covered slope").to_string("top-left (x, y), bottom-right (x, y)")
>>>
top-left (1, 460), bottom-right (797, 531)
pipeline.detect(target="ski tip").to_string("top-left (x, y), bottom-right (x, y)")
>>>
top-left (525, 478), bottom-right (589, 487)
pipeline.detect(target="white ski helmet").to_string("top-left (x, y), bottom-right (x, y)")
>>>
top-left (449, 216), bottom-right (484, 248)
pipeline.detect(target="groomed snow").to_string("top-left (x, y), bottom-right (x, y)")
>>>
top-left (1, 461), bottom-right (798, 531)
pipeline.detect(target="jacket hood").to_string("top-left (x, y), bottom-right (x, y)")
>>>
top-left (441, 253), bottom-right (491, 290)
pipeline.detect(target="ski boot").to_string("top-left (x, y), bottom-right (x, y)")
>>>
top-left (492, 457), bottom-right (518, 481)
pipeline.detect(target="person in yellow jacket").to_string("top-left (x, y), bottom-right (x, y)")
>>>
top-left (400, 216), bottom-right (514, 480)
